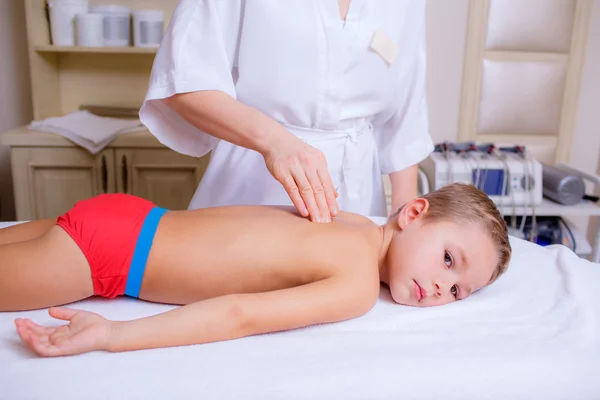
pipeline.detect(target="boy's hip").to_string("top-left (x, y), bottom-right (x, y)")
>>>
top-left (56, 194), bottom-right (168, 299)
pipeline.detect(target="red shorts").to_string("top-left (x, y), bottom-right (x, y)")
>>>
top-left (56, 194), bottom-right (167, 298)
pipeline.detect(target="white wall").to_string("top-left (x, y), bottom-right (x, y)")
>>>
top-left (571, 0), bottom-right (600, 241)
top-left (425, 0), bottom-right (470, 144)
top-left (570, 0), bottom-right (600, 177)
top-left (0, 1), bottom-right (33, 221)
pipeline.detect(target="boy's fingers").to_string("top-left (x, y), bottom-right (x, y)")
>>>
top-left (49, 307), bottom-right (77, 321)
top-left (30, 333), bottom-right (62, 357)
top-left (15, 324), bottom-right (57, 356)
top-left (20, 330), bottom-right (39, 353)
top-left (23, 319), bottom-right (54, 335)
top-left (15, 324), bottom-right (29, 344)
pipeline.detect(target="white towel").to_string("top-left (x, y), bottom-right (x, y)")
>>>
top-left (1, 218), bottom-right (600, 399)
top-left (29, 111), bottom-right (145, 154)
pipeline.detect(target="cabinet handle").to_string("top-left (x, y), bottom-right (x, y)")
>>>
top-left (101, 155), bottom-right (108, 193)
top-left (122, 155), bottom-right (129, 193)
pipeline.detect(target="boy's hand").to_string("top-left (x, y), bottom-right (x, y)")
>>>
top-left (14, 307), bottom-right (112, 357)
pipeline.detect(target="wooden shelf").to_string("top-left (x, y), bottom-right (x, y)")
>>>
top-left (35, 45), bottom-right (158, 54)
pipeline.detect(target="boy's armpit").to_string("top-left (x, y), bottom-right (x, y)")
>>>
top-left (237, 275), bottom-right (379, 336)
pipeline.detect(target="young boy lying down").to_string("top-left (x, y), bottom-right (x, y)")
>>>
top-left (0, 183), bottom-right (511, 357)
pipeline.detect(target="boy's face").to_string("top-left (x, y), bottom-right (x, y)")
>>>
top-left (386, 200), bottom-right (498, 307)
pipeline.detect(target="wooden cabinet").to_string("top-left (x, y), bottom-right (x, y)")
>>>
top-left (10, 147), bottom-right (114, 220)
top-left (116, 149), bottom-right (208, 211)
top-left (0, 1), bottom-right (213, 221)
top-left (1, 127), bottom-right (210, 220)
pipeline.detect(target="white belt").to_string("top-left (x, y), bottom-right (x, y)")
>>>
top-left (282, 118), bottom-right (375, 201)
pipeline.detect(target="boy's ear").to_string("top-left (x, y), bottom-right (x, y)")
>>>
top-left (395, 198), bottom-right (429, 229)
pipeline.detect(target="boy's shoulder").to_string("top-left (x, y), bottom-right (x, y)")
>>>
top-left (323, 214), bottom-right (382, 278)
top-left (334, 210), bottom-right (380, 226)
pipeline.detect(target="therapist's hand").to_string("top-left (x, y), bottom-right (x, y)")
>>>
top-left (262, 135), bottom-right (339, 223)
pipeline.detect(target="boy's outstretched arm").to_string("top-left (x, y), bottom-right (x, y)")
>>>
top-left (15, 275), bottom-right (379, 357)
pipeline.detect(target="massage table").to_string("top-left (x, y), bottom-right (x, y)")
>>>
top-left (1, 218), bottom-right (599, 399)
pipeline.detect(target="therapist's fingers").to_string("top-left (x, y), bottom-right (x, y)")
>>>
top-left (297, 147), bottom-right (337, 221)
top-left (317, 167), bottom-right (339, 217)
top-left (305, 167), bottom-right (332, 223)
top-left (282, 173), bottom-right (309, 217)
top-left (262, 136), bottom-right (337, 222)
top-left (291, 167), bottom-right (323, 223)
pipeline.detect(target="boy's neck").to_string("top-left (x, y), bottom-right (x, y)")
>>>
top-left (377, 222), bottom-right (395, 285)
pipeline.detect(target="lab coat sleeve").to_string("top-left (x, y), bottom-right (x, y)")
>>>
top-left (139, 0), bottom-right (243, 157)
top-left (373, 6), bottom-right (434, 175)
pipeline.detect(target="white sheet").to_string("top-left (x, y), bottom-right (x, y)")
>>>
top-left (1, 219), bottom-right (599, 399)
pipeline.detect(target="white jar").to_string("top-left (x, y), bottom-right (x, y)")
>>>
top-left (90, 4), bottom-right (131, 47)
top-left (133, 10), bottom-right (165, 48)
top-left (76, 13), bottom-right (104, 47)
top-left (47, 0), bottom-right (89, 46)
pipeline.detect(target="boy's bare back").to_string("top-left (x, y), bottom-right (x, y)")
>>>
top-left (141, 206), bottom-right (383, 305)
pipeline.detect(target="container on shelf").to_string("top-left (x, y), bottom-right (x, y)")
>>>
top-left (76, 13), bottom-right (104, 47)
top-left (133, 10), bottom-right (165, 48)
top-left (48, 0), bottom-right (89, 46)
top-left (90, 4), bottom-right (132, 47)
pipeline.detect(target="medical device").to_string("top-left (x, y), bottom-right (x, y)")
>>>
top-left (419, 143), bottom-right (543, 207)
top-left (542, 163), bottom-right (588, 205)
top-left (505, 215), bottom-right (573, 248)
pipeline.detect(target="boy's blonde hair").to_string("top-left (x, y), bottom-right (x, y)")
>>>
top-left (394, 182), bottom-right (511, 284)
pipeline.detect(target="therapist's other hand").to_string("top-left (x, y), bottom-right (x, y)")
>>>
top-left (262, 136), bottom-right (338, 222)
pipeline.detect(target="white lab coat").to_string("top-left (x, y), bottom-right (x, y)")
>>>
top-left (140, 0), bottom-right (433, 217)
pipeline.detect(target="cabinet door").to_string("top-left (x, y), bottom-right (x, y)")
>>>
top-left (116, 149), bottom-right (210, 210)
top-left (11, 148), bottom-right (115, 220)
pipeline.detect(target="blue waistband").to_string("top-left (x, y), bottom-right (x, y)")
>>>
top-left (124, 206), bottom-right (168, 298)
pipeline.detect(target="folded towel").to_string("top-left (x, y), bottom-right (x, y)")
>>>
top-left (29, 111), bottom-right (145, 154)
